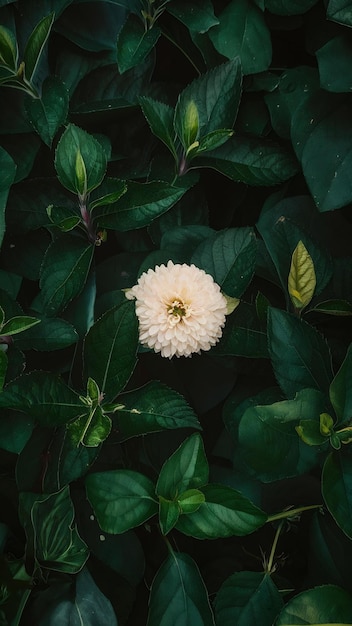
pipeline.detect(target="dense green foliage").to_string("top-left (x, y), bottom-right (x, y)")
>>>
top-left (0, 0), bottom-right (352, 623)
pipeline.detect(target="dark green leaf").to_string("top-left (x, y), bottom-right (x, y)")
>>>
top-left (160, 224), bottom-right (214, 262)
top-left (267, 307), bottom-right (333, 398)
top-left (209, 0), bottom-right (272, 75)
top-left (215, 302), bottom-right (269, 358)
top-left (276, 584), bottom-right (352, 625)
top-left (257, 195), bottom-right (333, 297)
top-left (23, 12), bottom-right (55, 83)
top-left (195, 135), bottom-right (298, 185)
top-left (322, 451), bottom-right (352, 539)
top-left (32, 567), bottom-right (117, 625)
top-left (19, 486), bottom-right (89, 573)
top-left (0, 371), bottom-right (84, 425)
top-left (25, 76), bottom-right (69, 147)
top-left (176, 484), bottom-right (267, 538)
top-left (317, 34), bottom-right (352, 93)
top-left (54, 123), bottom-right (107, 194)
top-left (329, 343), bottom-right (352, 422)
top-left (0, 349), bottom-right (7, 391)
top-left (158, 497), bottom-right (180, 535)
top-left (116, 380), bottom-right (201, 439)
top-left (139, 96), bottom-right (177, 158)
top-left (0, 409), bottom-right (33, 454)
top-left (214, 571), bottom-right (283, 626)
top-left (0, 146), bottom-right (16, 249)
top-left (191, 227), bottom-right (257, 297)
top-left (147, 552), bottom-right (214, 626)
top-left (167, 0), bottom-right (219, 33)
top-left (84, 301), bottom-right (138, 402)
top-left (0, 24), bottom-right (18, 69)
top-left (156, 433), bottom-right (209, 499)
top-left (327, 0), bottom-right (352, 26)
top-left (86, 469), bottom-right (158, 533)
top-left (117, 14), bottom-right (160, 74)
top-left (94, 180), bottom-right (189, 231)
top-left (174, 58), bottom-right (242, 138)
top-left (40, 236), bottom-right (94, 316)
top-left (15, 316), bottom-right (78, 351)
top-left (238, 388), bottom-right (326, 481)
top-left (89, 178), bottom-right (127, 211)
top-left (311, 299), bottom-right (352, 316)
top-left (264, 0), bottom-right (318, 14)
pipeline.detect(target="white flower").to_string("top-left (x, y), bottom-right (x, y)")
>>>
top-left (126, 261), bottom-right (228, 358)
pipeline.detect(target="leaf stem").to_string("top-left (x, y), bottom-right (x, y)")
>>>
top-left (266, 520), bottom-right (283, 573)
top-left (267, 503), bottom-right (322, 523)
top-left (160, 28), bottom-right (201, 76)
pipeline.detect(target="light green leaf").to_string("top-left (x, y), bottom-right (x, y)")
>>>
top-left (177, 489), bottom-right (205, 514)
top-left (276, 584), bottom-right (352, 625)
top-left (209, 0), bottom-right (272, 75)
top-left (176, 484), bottom-right (267, 538)
top-left (54, 123), bottom-right (107, 195)
top-left (1, 315), bottom-right (40, 336)
top-left (67, 407), bottom-right (111, 447)
top-left (40, 236), bottom-right (94, 316)
top-left (288, 240), bottom-right (316, 309)
top-left (0, 24), bottom-right (18, 69)
top-left (156, 433), bottom-right (209, 500)
top-left (83, 301), bottom-right (138, 403)
top-left (23, 12), bottom-right (55, 82)
top-left (86, 469), bottom-right (158, 534)
top-left (147, 552), bottom-right (215, 626)
top-left (115, 380), bottom-right (201, 439)
top-left (117, 14), bottom-right (160, 73)
top-left (158, 497), bottom-right (180, 535)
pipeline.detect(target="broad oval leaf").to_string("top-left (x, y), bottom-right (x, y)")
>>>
top-left (214, 571), bottom-right (283, 626)
top-left (147, 552), bottom-right (214, 626)
top-left (209, 0), bottom-right (272, 75)
top-left (85, 469), bottom-right (158, 534)
top-left (54, 123), bottom-right (107, 194)
top-left (83, 300), bottom-right (138, 403)
top-left (14, 316), bottom-right (78, 351)
top-left (195, 136), bottom-right (298, 185)
top-left (117, 14), bottom-right (160, 74)
top-left (0, 371), bottom-right (84, 426)
top-left (329, 342), bottom-right (352, 422)
top-left (40, 235), bottom-right (94, 317)
top-left (191, 227), bottom-right (257, 298)
top-left (116, 380), bottom-right (201, 439)
top-left (139, 96), bottom-right (178, 158)
top-left (25, 75), bottom-right (69, 147)
top-left (238, 388), bottom-right (326, 481)
top-left (94, 180), bottom-right (190, 231)
top-left (176, 484), bottom-right (267, 539)
top-left (156, 433), bottom-right (209, 500)
top-left (276, 584), bottom-right (352, 625)
top-left (322, 450), bottom-right (352, 539)
top-left (267, 307), bottom-right (333, 399)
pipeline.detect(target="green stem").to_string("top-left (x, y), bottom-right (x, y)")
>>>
top-left (160, 28), bottom-right (201, 76)
top-left (268, 503), bottom-right (322, 523)
top-left (266, 520), bottom-right (283, 573)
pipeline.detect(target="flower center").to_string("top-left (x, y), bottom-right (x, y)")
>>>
top-left (167, 299), bottom-right (189, 324)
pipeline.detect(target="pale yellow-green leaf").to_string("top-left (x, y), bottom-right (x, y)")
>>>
top-left (183, 100), bottom-right (199, 147)
top-left (319, 412), bottom-right (334, 436)
top-left (223, 293), bottom-right (240, 315)
top-left (288, 240), bottom-right (316, 309)
top-left (75, 149), bottom-right (87, 196)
